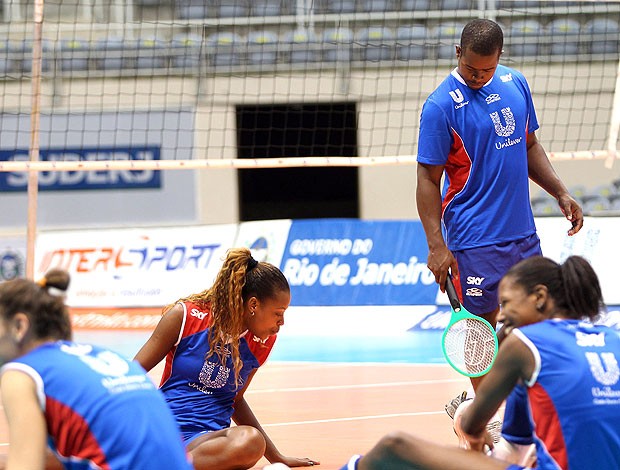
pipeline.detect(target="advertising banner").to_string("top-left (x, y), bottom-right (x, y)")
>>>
top-left (0, 236), bottom-right (27, 282)
top-left (0, 109), bottom-right (197, 229)
top-left (234, 219), bottom-right (292, 266)
top-left (536, 216), bottom-right (616, 305)
top-left (35, 224), bottom-right (237, 307)
top-left (280, 219), bottom-right (436, 306)
top-left (0, 146), bottom-right (161, 191)
top-left (30, 216), bottom-right (620, 330)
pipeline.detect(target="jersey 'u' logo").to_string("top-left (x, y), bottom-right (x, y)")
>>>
top-left (489, 107), bottom-right (516, 137)
top-left (199, 359), bottom-right (231, 388)
top-left (586, 351), bottom-right (620, 386)
top-left (449, 89), bottom-right (464, 103)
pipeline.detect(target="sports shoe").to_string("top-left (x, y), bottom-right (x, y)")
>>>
top-left (446, 391), bottom-right (503, 446)
top-left (491, 438), bottom-right (537, 466)
top-left (445, 391), bottom-right (469, 419)
top-left (485, 416), bottom-right (503, 444)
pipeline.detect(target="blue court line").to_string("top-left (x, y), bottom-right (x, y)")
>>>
top-left (73, 330), bottom-right (445, 364)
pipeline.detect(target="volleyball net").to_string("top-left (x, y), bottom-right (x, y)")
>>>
top-left (0, 0), bottom-right (619, 173)
top-left (2, 0), bottom-right (620, 277)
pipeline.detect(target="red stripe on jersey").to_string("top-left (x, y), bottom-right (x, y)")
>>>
top-left (46, 396), bottom-right (109, 470)
top-left (442, 130), bottom-right (472, 213)
top-left (528, 382), bottom-right (568, 469)
top-left (244, 332), bottom-right (276, 365)
top-left (160, 302), bottom-right (212, 387)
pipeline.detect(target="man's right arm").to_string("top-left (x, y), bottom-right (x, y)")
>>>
top-left (416, 162), bottom-right (457, 291)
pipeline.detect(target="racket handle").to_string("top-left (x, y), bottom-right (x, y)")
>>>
top-left (445, 276), bottom-right (462, 311)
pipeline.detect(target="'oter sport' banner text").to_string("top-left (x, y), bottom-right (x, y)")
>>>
top-left (35, 225), bottom-right (237, 307)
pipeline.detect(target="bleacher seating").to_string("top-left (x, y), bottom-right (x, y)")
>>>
top-left (322, 27), bottom-right (354, 62)
top-left (206, 32), bottom-right (243, 67)
top-left (94, 36), bottom-right (134, 71)
top-left (251, 0), bottom-right (284, 17)
top-left (567, 184), bottom-right (587, 202)
top-left (583, 196), bottom-right (612, 215)
top-left (583, 18), bottom-right (620, 54)
top-left (218, 0), bottom-right (250, 18)
top-left (532, 197), bottom-right (563, 217)
top-left (281, 29), bottom-right (320, 64)
top-left (176, 0), bottom-right (209, 19)
top-left (0, 40), bottom-right (13, 75)
top-left (499, 1), bottom-right (532, 7)
top-left (533, 183), bottom-right (620, 217)
top-left (136, 37), bottom-right (169, 69)
top-left (547, 18), bottom-right (580, 55)
top-left (507, 19), bottom-right (544, 56)
top-left (400, 0), bottom-right (431, 10)
top-left (59, 39), bottom-right (91, 72)
top-left (0, 1), bottom-right (617, 78)
top-left (357, 26), bottom-right (394, 62)
top-left (247, 30), bottom-right (279, 65)
top-left (170, 34), bottom-right (204, 70)
top-left (395, 24), bottom-right (429, 61)
top-left (325, 0), bottom-right (356, 14)
top-left (439, 0), bottom-right (472, 9)
top-left (583, 183), bottom-right (617, 202)
top-left (361, 0), bottom-right (397, 13)
top-left (498, 1), bottom-right (564, 8)
top-left (610, 194), bottom-right (620, 212)
top-left (435, 22), bottom-right (465, 59)
top-left (14, 39), bottom-right (51, 74)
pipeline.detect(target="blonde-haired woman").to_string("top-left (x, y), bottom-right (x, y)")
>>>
top-left (135, 247), bottom-right (319, 469)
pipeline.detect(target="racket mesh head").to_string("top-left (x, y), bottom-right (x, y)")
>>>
top-left (444, 318), bottom-right (497, 376)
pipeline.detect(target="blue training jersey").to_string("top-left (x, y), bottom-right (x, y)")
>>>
top-left (0, 341), bottom-right (192, 470)
top-left (417, 64), bottom-right (538, 251)
top-left (513, 319), bottom-right (620, 470)
top-left (159, 301), bottom-right (276, 441)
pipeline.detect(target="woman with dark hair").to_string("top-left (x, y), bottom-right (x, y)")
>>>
top-left (0, 269), bottom-right (192, 470)
top-left (332, 255), bottom-right (620, 470)
top-left (135, 247), bottom-right (318, 470)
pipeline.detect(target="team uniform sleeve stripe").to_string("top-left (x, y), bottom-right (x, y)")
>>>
top-left (247, 334), bottom-right (277, 365)
top-left (442, 130), bottom-right (472, 212)
top-left (339, 454), bottom-right (362, 470)
top-left (0, 362), bottom-right (46, 410)
top-left (175, 302), bottom-right (188, 346)
top-left (512, 329), bottom-right (542, 386)
top-left (46, 396), bottom-right (110, 470)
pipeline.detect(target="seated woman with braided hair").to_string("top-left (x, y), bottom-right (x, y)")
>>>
top-left (0, 269), bottom-right (192, 470)
top-left (134, 247), bottom-right (319, 470)
top-left (338, 255), bottom-right (620, 470)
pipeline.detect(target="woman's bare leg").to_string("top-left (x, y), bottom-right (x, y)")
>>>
top-left (188, 425), bottom-right (266, 470)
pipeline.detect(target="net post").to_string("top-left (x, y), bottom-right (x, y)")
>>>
top-left (26, 0), bottom-right (45, 280)
top-left (605, 57), bottom-right (620, 169)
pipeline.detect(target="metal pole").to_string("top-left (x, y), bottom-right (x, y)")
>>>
top-left (26, 0), bottom-right (44, 279)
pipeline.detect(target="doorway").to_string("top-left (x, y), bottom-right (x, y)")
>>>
top-left (236, 102), bottom-right (359, 221)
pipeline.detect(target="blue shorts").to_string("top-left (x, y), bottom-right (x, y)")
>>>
top-left (453, 233), bottom-right (542, 315)
top-left (184, 430), bottom-right (212, 445)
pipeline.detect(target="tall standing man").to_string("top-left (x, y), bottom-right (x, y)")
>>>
top-left (415, 18), bottom-right (583, 420)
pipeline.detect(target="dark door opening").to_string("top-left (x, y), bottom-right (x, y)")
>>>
top-left (237, 102), bottom-right (359, 221)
